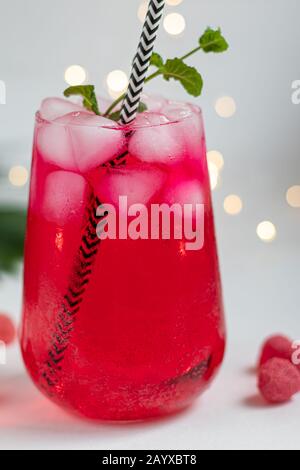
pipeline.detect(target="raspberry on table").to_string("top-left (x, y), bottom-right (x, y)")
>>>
top-left (258, 334), bottom-right (292, 368)
top-left (258, 358), bottom-right (300, 404)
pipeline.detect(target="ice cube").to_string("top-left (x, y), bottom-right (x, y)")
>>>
top-left (162, 102), bottom-right (204, 159)
top-left (37, 122), bottom-right (77, 171)
top-left (93, 166), bottom-right (166, 208)
top-left (181, 112), bottom-right (204, 159)
top-left (40, 98), bottom-right (83, 121)
top-left (42, 171), bottom-right (88, 225)
top-left (141, 94), bottom-right (167, 112)
top-left (132, 112), bottom-right (169, 127)
top-left (161, 101), bottom-right (193, 121)
top-left (163, 179), bottom-right (204, 210)
top-left (37, 112), bottom-right (125, 173)
top-left (128, 112), bottom-right (184, 165)
top-left (66, 95), bottom-right (113, 114)
top-left (163, 179), bottom-right (205, 250)
top-left (62, 113), bottom-right (126, 173)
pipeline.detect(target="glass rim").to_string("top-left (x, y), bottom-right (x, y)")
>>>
top-left (35, 105), bottom-right (202, 131)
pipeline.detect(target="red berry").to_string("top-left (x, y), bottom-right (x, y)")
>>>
top-left (0, 313), bottom-right (16, 345)
top-left (258, 358), bottom-right (300, 404)
top-left (259, 334), bottom-right (292, 367)
top-left (291, 341), bottom-right (300, 372)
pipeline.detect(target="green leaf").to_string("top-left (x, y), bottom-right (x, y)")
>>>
top-left (138, 102), bottom-right (148, 113)
top-left (108, 110), bottom-right (121, 122)
top-left (108, 102), bottom-right (147, 122)
top-left (64, 85), bottom-right (100, 115)
top-left (78, 26), bottom-right (228, 117)
top-left (199, 27), bottom-right (229, 53)
top-left (150, 52), bottom-right (164, 69)
top-left (162, 59), bottom-right (203, 97)
top-left (0, 208), bottom-right (26, 273)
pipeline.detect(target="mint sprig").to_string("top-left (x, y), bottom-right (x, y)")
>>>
top-left (199, 27), bottom-right (229, 53)
top-left (148, 57), bottom-right (203, 97)
top-left (146, 27), bottom-right (228, 98)
top-left (64, 85), bottom-right (100, 115)
top-left (150, 53), bottom-right (164, 69)
top-left (63, 27), bottom-right (229, 119)
top-left (163, 59), bottom-right (203, 97)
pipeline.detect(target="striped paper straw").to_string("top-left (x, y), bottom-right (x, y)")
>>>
top-left (41, 194), bottom-right (103, 389)
top-left (40, 1), bottom-right (165, 391)
top-left (120, 0), bottom-right (166, 124)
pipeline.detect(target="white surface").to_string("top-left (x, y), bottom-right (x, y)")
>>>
top-left (0, 0), bottom-right (300, 450)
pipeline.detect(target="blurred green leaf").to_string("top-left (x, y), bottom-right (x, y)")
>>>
top-left (0, 208), bottom-right (26, 273)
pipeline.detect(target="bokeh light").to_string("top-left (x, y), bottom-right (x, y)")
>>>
top-left (207, 150), bottom-right (224, 171)
top-left (64, 65), bottom-right (87, 86)
top-left (256, 221), bottom-right (277, 243)
top-left (163, 13), bottom-right (186, 36)
top-left (106, 70), bottom-right (129, 99)
top-left (137, 1), bottom-right (148, 23)
top-left (286, 185), bottom-right (300, 208)
top-left (215, 96), bottom-right (237, 118)
top-left (208, 162), bottom-right (220, 191)
top-left (224, 195), bottom-right (243, 215)
top-left (8, 166), bottom-right (28, 187)
top-left (166, 0), bottom-right (183, 5)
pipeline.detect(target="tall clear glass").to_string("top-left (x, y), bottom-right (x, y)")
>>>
top-left (21, 104), bottom-right (226, 420)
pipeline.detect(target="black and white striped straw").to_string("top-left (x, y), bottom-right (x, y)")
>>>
top-left (120, 0), bottom-right (166, 124)
top-left (40, 1), bottom-right (165, 392)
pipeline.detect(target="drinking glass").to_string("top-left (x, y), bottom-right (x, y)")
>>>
top-left (21, 103), bottom-right (226, 420)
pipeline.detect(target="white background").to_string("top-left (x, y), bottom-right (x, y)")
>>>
top-left (0, 0), bottom-right (300, 450)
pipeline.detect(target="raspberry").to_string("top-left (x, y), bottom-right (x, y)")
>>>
top-left (258, 334), bottom-right (292, 367)
top-left (258, 358), bottom-right (300, 404)
top-left (291, 341), bottom-right (300, 371)
top-left (0, 313), bottom-right (16, 345)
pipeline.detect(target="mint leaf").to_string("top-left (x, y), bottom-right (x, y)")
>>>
top-left (108, 102), bottom-right (147, 122)
top-left (108, 110), bottom-right (121, 122)
top-left (64, 85), bottom-right (100, 115)
top-left (138, 102), bottom-right (148, 113)
top-left (162, 59), bottom-right (203, 97)
top-left (150, 52), bottom-right (164, 69)
top-left (199, 27), bottom-right (229, 53)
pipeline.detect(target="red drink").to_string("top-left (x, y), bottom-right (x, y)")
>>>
top-left (21, 97), bottom-right (225, 420)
